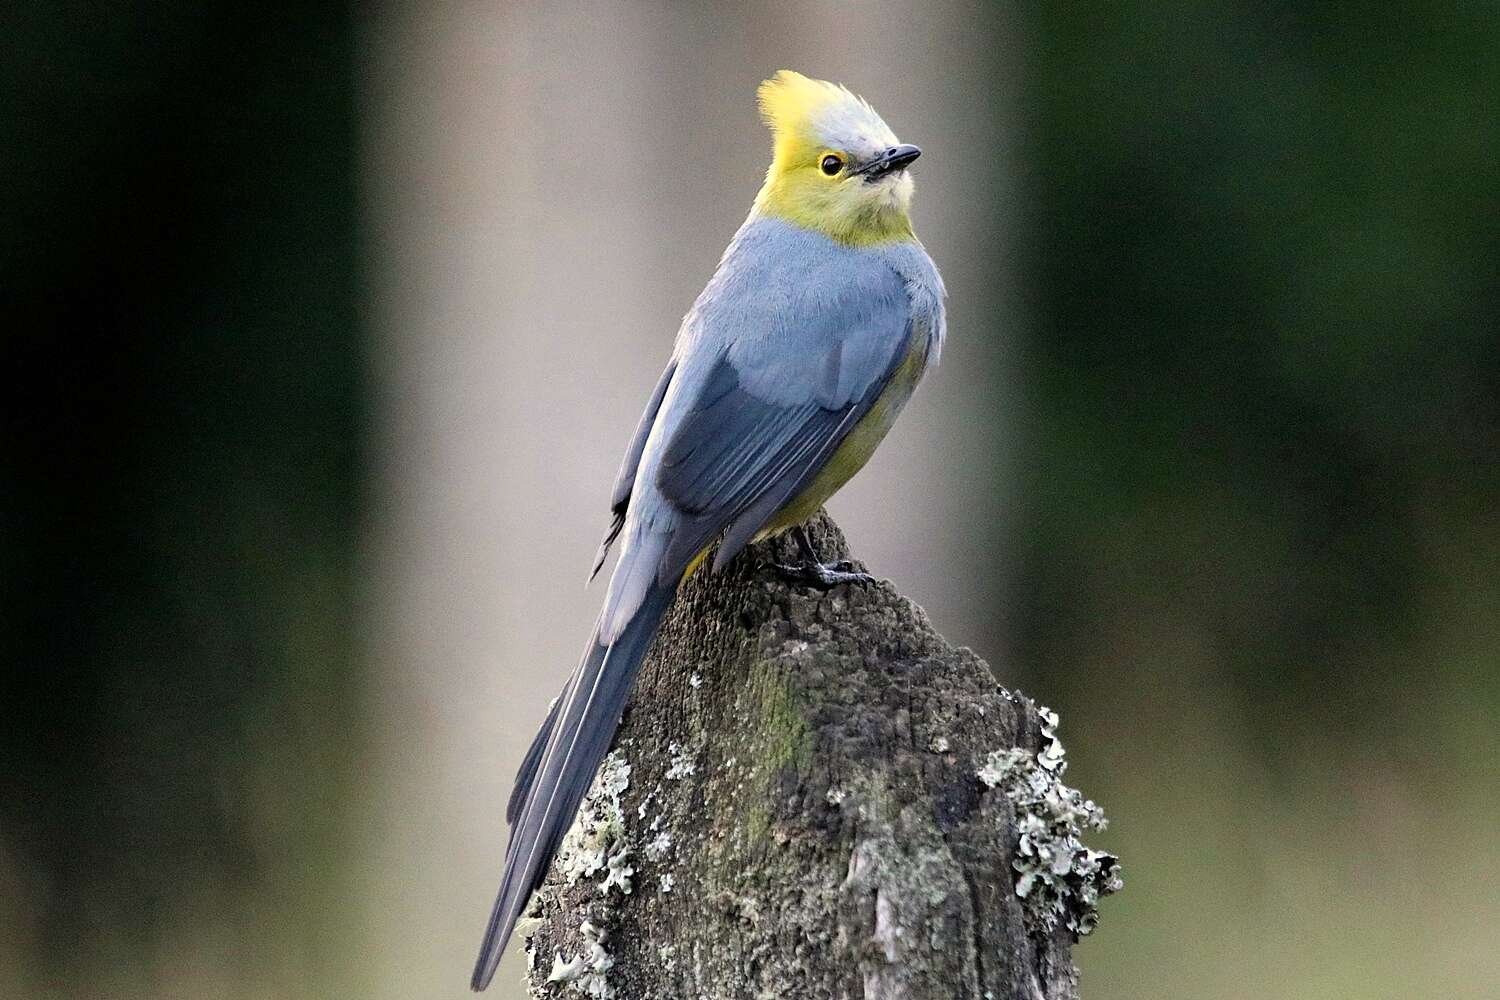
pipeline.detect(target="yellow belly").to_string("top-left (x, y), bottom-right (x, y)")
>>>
top-left (754, 342), bottom-right (927, 541)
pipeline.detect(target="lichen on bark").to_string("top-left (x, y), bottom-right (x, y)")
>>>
top-left (523, 512), bottom-right (1119, 1000)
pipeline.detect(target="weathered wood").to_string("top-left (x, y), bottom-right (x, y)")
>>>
top-left (522, 512), bottom-right (1120, 1000)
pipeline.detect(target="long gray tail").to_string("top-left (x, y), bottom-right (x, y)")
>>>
top-left (470, 578), bottom-right (676, 991)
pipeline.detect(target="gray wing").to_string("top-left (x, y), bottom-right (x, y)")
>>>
top-left (504, 687), bottom-right (563, 826)
top-left (654, 281), bottom-right (916, 579)
top-left (590, 358), bottom-right (677, 579)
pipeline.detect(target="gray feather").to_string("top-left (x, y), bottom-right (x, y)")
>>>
top-left (591, 359), bottom-right (678, 580)
top-left (505, 688), bottom-right (564, 827)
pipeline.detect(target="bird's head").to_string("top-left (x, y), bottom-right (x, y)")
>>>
top-left (752, 70), bottom-right (920, 246)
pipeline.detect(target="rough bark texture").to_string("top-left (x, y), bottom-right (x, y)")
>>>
top-left (523, 512), bottom-right (1119, 1000)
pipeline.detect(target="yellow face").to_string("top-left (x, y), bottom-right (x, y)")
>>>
top-left (752, 71), bottom-right (919, 247)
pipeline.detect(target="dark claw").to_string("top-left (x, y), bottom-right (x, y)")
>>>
top-left (773, 560), bottom-right (874, 590)
top-left (774, 524), bottom-right (874, 588)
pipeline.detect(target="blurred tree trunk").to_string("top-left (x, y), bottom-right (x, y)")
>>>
top-left (522, 513), bottom-right (1119, 1000)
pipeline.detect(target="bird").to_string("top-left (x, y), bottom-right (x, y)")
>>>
top-left (470, 70), bottom-right (946, 991)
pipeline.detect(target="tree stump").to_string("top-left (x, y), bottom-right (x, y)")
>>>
top-left (520, 512), bottom-right (1120, 1000)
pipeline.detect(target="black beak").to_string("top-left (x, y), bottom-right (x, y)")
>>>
top-left (853, 143), bottom-right (921, 181)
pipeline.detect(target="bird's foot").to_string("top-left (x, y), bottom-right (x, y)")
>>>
top-left (775, 524), bottom-right (875, 588)
top-left (774, 559), bottom-right (874, 589)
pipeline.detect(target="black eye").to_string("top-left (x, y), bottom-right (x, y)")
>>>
top-left (820, 154), bottom-right (844, 176)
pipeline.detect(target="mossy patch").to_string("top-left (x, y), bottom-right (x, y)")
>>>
top-left (737, 642), bottom-right (814, 842)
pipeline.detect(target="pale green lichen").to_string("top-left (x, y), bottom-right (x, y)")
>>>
top-left (643, 829), bottom-right (673, 861)
top-left (977, 706), bottom-right (1122, 937)
top-left (664, 742), bottom-right (697, 780)
top-left (546, 952), bottom-right (586, 983)
top-left (555, 751), bottom-right (633, 895)
top-left (976, 747), bottom-right (1029, 788)
top-left (544, 752), bottom-right (635, 999)
top-left (545, 920), bottom-right (614, 998)
top-left (598, 846), bottom-right (634, 896)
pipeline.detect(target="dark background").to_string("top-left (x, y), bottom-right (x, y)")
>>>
top-left (3, 4), bottom-right (363, 995)
top-left (3, 4), bottom-right (1495, 998)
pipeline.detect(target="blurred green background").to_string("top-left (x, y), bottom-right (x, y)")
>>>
top-left (4, 3), bottom-right (1495, 999)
